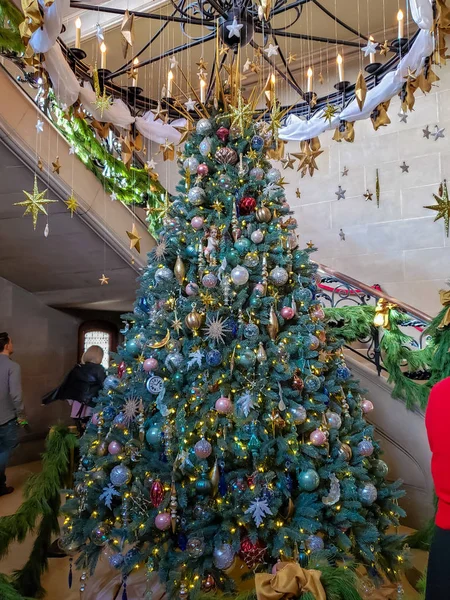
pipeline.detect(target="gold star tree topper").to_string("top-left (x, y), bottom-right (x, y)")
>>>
top-left (15, 175), bottom-right (57, 229)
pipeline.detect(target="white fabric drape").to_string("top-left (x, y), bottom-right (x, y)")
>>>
top-left (30, 0), bottom-right (68, 54)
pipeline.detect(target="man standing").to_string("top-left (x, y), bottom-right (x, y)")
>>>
top-left (0, 332), bottom-right (25, 496)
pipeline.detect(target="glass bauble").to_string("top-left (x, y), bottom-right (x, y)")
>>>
top-left (155, 512), bottom-right (171, 530)
top-left (251, 229), bottom-right (264, 244)
top-left (202, 273), bottom-right (218, 288)
top-left (309, 334), bottom-right (320, 350)
top-left (298, 469), bottom-right (320, 491)
top-left (337, 443), bottom-right (352, 461)
top-left (244, 252), bottom-right (259, 268)
top-left (185, 281), bottom-right (199, 295)
top-left (250, 166), bottom-right (265, 180)
top-left (358, 483), bottom-right (378, 506)
top-left (218, 174), bottom-right (232, 189)
top-left (191, 216), bottom-right (204, 231)
top-left (215, 147), bottom-right (238, 165)
top-left (197, 163), bottom-right (209, 176)
top-left (326, 411), bottom-right (342, 429)
top-left (81, 456), bottom-right (94, 470)
top-left (187, 537), bottom-right (205, 558)
top-left (295, 287), bottom-right (313, 303)
top-left (104, 375), bottom-right (120, 390)
top-left (250, 296), bottom-right (262, 308)
top-left (109, 554), bottom-right (124, 569)
top-left (154, 267), bottom-right (173, 283)
top-left (146, 425), bottom-right (160, 446)
top-left (266, 167), bottom-right (281, 183)
top-left (113, 413), bottom-right (127, 429)
top-left (361, 399), bottom-right (374, 414)
top-left (291, 404), bottom-right (307, 424)
top-left (251, 135), bottom-right (264, 151)
top-left (199, 137), bottom-right (212, 156)
top-left (255, 206), bottom-right (271, 223)
top-left (110, 464), bottom-right (132, 486)
top-left (310, 429), bottom-right (327, 446)
top-left (307, 535), bottom-right (324, 552)
top-left (358, 440), bottom-right (374, 457)
top-left (237, 348), bottom-right (256, 368)
top-left (270, 266), bottom-right (289, 286)
top-left (195, 475), bottom-right (213, 495)
top-left (216, 126), bottom-right (229, 142)
top-left (230, 265), bottom-right (249, 285)
top-left (194, 438), bottom-right (212, 459)
top-left (183, 157), bottom-right (199, 172)
top-left (226, 248), bottom-right (240, 266)
top-left (91, 523), bottom-right (110, 546)
top-left (215, 396), bottom-right (233, 414)
top-left (196, 118), bottom-right (213, 136)
top-left (108, 441), bottom-right (122, 455)
top-left (234, 237), bottom-right (251, 255)
top-left (244, 323), bottom-right (259, 339)
top-left (185, 308), bottom-right (204, 330)
top-left (143, 357), bottom-right (158, 372)
top-left (373, 459), bottom-right (389, 478)
top-left (206, 349), bottom-right (222, 367)
top-left (165, 351), bottom-right (184, 372)
top-left (304, 374), bottom-right (321, 392)
top-left (188, 186), bottom-right (205, 206)
top-left (213, 543), bottom-right (235, 570)
top-left (336, 365), bottom-right (352, 380)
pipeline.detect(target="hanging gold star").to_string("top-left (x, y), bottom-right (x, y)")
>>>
top-left (175, 122), bottom-right (193, 144)
top-left (287, 52), bottom-right (297, 64)
top-left (380, 40), bottom-right (390, 56)
top-left (323, 103), bottom-right (339, 123)
top-left (425, 180), bottom-right (450, 237)
top-left (212, 199), bottom-right (224, 214)
top-left (281, 154), bottom-right (295, 170)
top-left (159, 139), bottom-right (175, 161)
top-left (247, 149), bottom-right (258, 160)
top-left (93, 91), bottom-right (112, 118)
top-left (146, 191), bottom-right (170, 221)
top-left (37, 157), bottom-right (43, 171)
top-left (249, 61), bottom-right (261, 74)
top-left (15, 175), bottom-right (57, 230)
top-left (291, 141), bottom-right (323, 177)
top-left (355, 70), bottom-right (367, 111)
top-left (51, 156), bottom-right (61, 174)
top-left (126, 223), bottom-right (142, 253)
top-left (269, 99), bottom-right (285, 139)
top-left (121, 134), bottom-right (133, 169)
top-left (364, 190), bottom-right (374, 201)
top-left (99, 273), bottom-right (109, 285)
top-left (65, 193), bottom-right (78, 217)
top-left (200, 291), bottom-right (215, 308)
top-left (228, 91), bottom-right (254, 132)
top-left (152, 102), bottom-right (169, 123)
top-left (197, 57), bottom-right (208, 70)
top-left (306, 240), bottom-right (314, 249)
top-left (295, 188), bottom-right (301, 199)
top-left (277, 177), bottom-right (287, 188)
top-left (219, 45), bottom-right (229, 57)
top-left (171, 310), bottom-right (183, 333)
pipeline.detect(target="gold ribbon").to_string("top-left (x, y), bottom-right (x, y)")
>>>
top-left (19, 0), bottom-right (43, 44)
top-left (439, 289), bottom-right (450, 328)
top-left (255, 562), bottom-right (326, 600)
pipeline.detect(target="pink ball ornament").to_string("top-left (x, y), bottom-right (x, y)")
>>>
top-left (108, 441), bottom-right (123, 456)
top-left (91, 413), bottom-right (100, 426)
top-left (310, 429), bottom-right (327, 446)
top-left (280, 306), bottom-right (295, 320)
top-left (186, 282), bottom-right (199, 296)
top-left (143, 358), bottom-right (158, 372)
top-left (202, 273), bottom-right (218, 288)
top-left (361, 399), bottom-right (374, 414)
top-left (197, 163), bottom-right (209, 177)
top-left (253, 283), bottom-right (265, 296)
top-left (191, 216), bottom-right (204, 230)
top-left (215, 396), bottom-right (233, 414)
top-left (312, 306), bottom-right (325, 320)
top-left (194, 438), bottom-right (212, 459)
top-left (282, 202), bottom-right (290, 210)
top-left (155, 512), bottom-right (171, 531)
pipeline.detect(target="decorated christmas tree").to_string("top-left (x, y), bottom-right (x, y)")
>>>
top-left (63, 96), bottom-right (406, 599)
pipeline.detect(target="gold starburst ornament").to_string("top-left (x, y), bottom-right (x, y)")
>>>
top-left (65, 193), bottom-right (78, 217)
top-left (425, 180), bottom-right (450, 237)
top-left (15, 175), bottom-right (57, 230)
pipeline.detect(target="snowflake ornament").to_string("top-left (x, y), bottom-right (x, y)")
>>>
top-left (203, 314), bottom-right (230, 344)
top-left (152, 236), bottom-right (169, 261)
top-left (237, 391), bottom-right (256, 417)
top-left (245, 497), bottom-right (273, 527)
top-left (122, 396), bottom-right (141, 425)
top-left (188, 349), bottom-right (204, 369)
top-left (99, 484), bottom-right (121, 509)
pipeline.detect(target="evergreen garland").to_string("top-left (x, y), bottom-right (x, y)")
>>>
top-left (0, 0), bottom-right (23, 53)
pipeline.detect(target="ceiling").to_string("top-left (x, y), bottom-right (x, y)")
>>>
top-left (0, 140), bottom-right (141, 312)
top-left (60, 0), bottom-right (413, 104)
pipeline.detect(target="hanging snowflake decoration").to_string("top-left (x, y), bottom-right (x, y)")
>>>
top-left (245, 497), bottom-right (273, 527)
top-left (203, 314), bottom-right (231, 344)
top-left (322, 474), bottom-right (341, 506)
top-left (152, 236), bottom-right (169, 261)
top-left (237, 391), bottom-right (256, 417)
top-left (188, 349), bottom-right (204, 369)
top-left (122, 395), bottom-right (141, 425)
top-left (99, 484), bottom-right (121, 509)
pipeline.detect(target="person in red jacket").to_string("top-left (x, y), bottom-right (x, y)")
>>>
top-left (425, 377), bottom-right (450, 599)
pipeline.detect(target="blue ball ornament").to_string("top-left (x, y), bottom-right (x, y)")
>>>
top-left (206, 349), bottom-right (222, 367)
top-left (110, 464), bottom-right (132, 486)
top-left (244, 324), bottom-right (259, 339)
top-left (226, 318), bottom-right (239, 339)
top-left (358, 483), bottom-right (378, 506)
top-left (186, 244), bottom-right (197, 258)
top-left (81, 456), bottom-right (94, 470)
top-left (336, 365), bottom-right (352, 381)
top-left (146, 425), bottom-right (161, 446)
top-left (104, 375), bottom-right (120, 390)
top-left (138, 297), bottom-right (150, 313)
top-left (307, 535), bottom-right (324, 553)
top-left (304, 374), bottom-right (321, 392)
top-left (234, 237), bottom-right (251, 255)
top-left (103, 405), bottom-right (116, 420)
top-left (298, 469), bottom-right (320, 491)
top-left (251, 135), bottom-right (264, 151)
top-left (126, 339), bottom-right (141, 357)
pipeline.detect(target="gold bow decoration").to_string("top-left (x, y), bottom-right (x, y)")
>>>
top-left (439, 290), bottom-right (450, 328)
top-left (373, 298), bottom-right (397, 329)
top-left (19, 0), bottom-right (43, 44)
top-left (255, 562), bottom-right (326, 600)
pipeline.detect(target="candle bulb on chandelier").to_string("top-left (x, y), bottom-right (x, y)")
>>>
top-left (132, 57), bottom-right (139, 87)
top-left (337, 54), bottom-right (344, 82)
top-left (100, 42), bottom-right (107, 69)
top-left (307, 67), bottom-right (313, 92)
top-left (167, 69), bottom-right (174, 98)
top-left (397, 10), bottom-right (404, 39)
top-left (369, 36), bottom-right (375, 63)
top-left (75, 17), bottom-right (81, 49)
top-left (200, 78), bottom-right (207, 103)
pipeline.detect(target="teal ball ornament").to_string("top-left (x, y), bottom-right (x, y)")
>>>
top-left (195, 476), bottom-right (213, 495)
top-left (226, 248), bottom-right (239, 266)
top-left (234, 237), bottom-right (251, 255)
top-left (126, 339), bottom-right (141, 356)
top-left (186, 244), bottom-right (197, 258)
top-left (299, 469), bottom-right (320, 491)
top-left (184, 141), bottom-right (194, 153)
top-left (249, 296), bottom-right (262, 309)
top-left (146, 425), bottom-right (160, 446)
top-left (173, 372), bottom-right (184, 388)
top-left (237, 348), bottom-right (256, 368)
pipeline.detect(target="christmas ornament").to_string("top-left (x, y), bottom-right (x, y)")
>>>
top-left (202, 273), bottom-right (218, 288)
top-left (358, 483), bottom-right (378, 506)
top-left (373, 459), bottom-right (389, 478)
top-left (218, 173), bottom-right (232, 189)
top-left (266, 167), bottom-right (281, 183)
top-left (16, 176), bottom-right (57, 230)
top-left (425, 180), bottom-right (450, 237)
top-left (361, 399), bottom-right (374, 414)
top-left (195, 474), bottom-right (213, 495)
top-left (110, 464), bottom-right (132, 486)
top-left (251, 229), bottom-right (264, 244)
top-left (174, 255), bottom-right (186, 284)
top-left (183, 156), bottom-right (199, 172)
top-left (165, 351), bottom-right (184, 372)
top-left (358, 440), bottom-right (374, 457)
top-left (256, 342), bottom-right (267, 363)
top-left (304, 374), bottom-right (321, 392)
top-left (237, 348), bottom-right (256, 368)
top-left (251, 135), bottom-right (265, 151)
top-left (270, 266), bottom-right (289, 286)
top-left (202, 575), bottom-right (216, 592)
top-left (309, 335), bottom-right (320, 350)
top-left (186, 282), bottom-right (199, 296)
top-left (155, 512), bottom-right (171, 530)
top-left (239, 537), bottom-right (266, 569)
top-left (244, 323), bottom-right (259, 338)
top-left (125, 339), bottom-right (141, 356)
top-left (326, 411), bottom-right (342, 429)
top-left (146, 376), bottom-right (165, 394)
top-left (186, 537), bottom-right (205, 557)
top-left (146, 426), bottom-right (161, 446)
top-left (197, 163), bottom-right (209, 176)
top-left (299, 469), bottom-right (320, 491)
top-left (291, 404), bottom-right (307, 424)
top-left (108, 441), bottom-right (122, 455)
top-left (292, 372), bottom-right (304, 391)
top-left (206, 349), bottom-right (222, 367)
top-left (65, 193), bottom-right (78, 217)
top-left (215, 396), bottom-right (233, 414)
top-left (185, 308), bottom-right (204, 331)
top-left (231, 265), bottom-right (249, 286)
top-left (97, 441), bottom-right (108, 457)
top-left (199, 137), bottom-right (212, 156)
top-left (104, 375), bottom-right (120, 390)
top-left (338, 443), bottom-right (353, 461)
top-left (194, 438), bottom-right (212, 459)
top-left (310, 429), bottom-right (327, 446)
top-left (109, 554), bottom-right (124, 569)
top-left (188, 186), bottom-right (205, 206)
top-left (154, 267), bottom-right (173, 283)
top-left (255, 206), bottom-right (271, 223)
top-left (91, 524), bottom-right (110, 546)
top-left (322, 474), bottom-right (341, 506)
top-left (250, 166), bottom-right (265, 180)
top-left (196, 119), bottom-right (213, 136)
top-left (143, 358), bottom-right (158, 372)
top-left (204, 314), bottom-right (230, 344)
top-left (267, 306), bottom-right (279, 340)
top-left (239, 196), bottom-right (257, 215)
top-left (236, 391), bottom-right (256, 416)
top-left (306, 535), bottom-right (324, 552)
top-left (150, 480), bottom-right (164, 507)
top-left (280, 306), bottom-right (295, 320)
top-left (113, 413), bottom-right (127, 430)
top-left (213, 543), bottom-right (235, 570)
top-left (216, 126), bottom-right (229, 142)
top-left (215, 147), bottom-right (238, 165)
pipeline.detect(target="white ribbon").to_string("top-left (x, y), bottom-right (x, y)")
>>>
top-left (30, 0), bottom-right (68, 54)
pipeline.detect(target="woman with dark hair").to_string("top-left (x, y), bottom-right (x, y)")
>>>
top-left (425, 377), bottom-right (450, 599)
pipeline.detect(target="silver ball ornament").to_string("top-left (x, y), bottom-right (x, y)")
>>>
top-left (269, 266), bottom-right (289, 286)
top-left (154, 267), bottom-right (174, 283)
top-left (188, 186), bottom-right (205, 206)
top-left (110, 464), bottom-right (132, 486)
top-left (164, 351), bottom-right (184, 372)
top-left (251, 229), bottom-right (264, 244)
top-left (196, 119), bottom-right (213, 136)
top-left (231, 265), bottom-right (249, 286)
top-left (359, 482), bottom-right (378, 506)
top-left (326, 411), bottom-right (342, 429)
top-left (266, 167), bottom-right (281, 183)
top-left (291, 404), bottom-right (307, 425)
top-left (306, 535), bottom-right (324, 553)
top-left (213, 543), bottom-right (235, 570)
top-left (183, 157), bottom-right (199, 172)
top-left (358, 440), bottom-right (374, 457)
top-left (250, 167), bottom-right (264, 180)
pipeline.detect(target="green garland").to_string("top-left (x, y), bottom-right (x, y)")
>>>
top-left (52, 103), bottom-right (165, 236)
top-left (0, 0), bottom-right (23, 53)
top-left (0, 426), bottom-right (78, 598)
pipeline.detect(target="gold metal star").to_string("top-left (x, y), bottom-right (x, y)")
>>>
top-left (197, 57), bottom-right (208, 70)
top-left (159, 139), bottom-right (175, 161)
top-left (92, 91), bottom-right (112, 118)
top-left (364, 190), bottom-right (374, 201)
top-left (277, 177), bottom-right (287, 188)
top-left (126, 223), bottom-right (142, 253)
top-left (281, 154), bottom-right (295, 170)
top-left (136, 353), bottom-right (146, 364)
top-left (247, 149), bottom-right (258, 160)
top-left (291, 142), bottom-right (323, 177)
top-left (175, 122), bottom-right (193, 144)
top-left (306, 240), bottom-right (314, 249)
top-left (287, 52), bottom-right (297, 64)
top-left (250, 61), bottom-right (261, 74)
top-left (99, 273), bottom-right (109, 285)
top-left (219, 45), bottom-right (229, 56)
top-left (212, 199), bottom-right (224, 214)
top-left (228, 91), bottom-right (254, 132)
top-left (323, 103), bottom-right (339, 123)
top-left (424, 180), bottom-right (450, 237)
top-left (295, 188), bottom-right (301, 199)
top-left (152, 102), bottom-right (169, 123)
top-left (52, 156), bottom-right (61, 174)
top-left (200, 291), bottom-right (215, 307)
top-left (37, 157), bottom-right (43, 171)
top-left (15, 175), bottom-right (57, 230)
top-left (380, 40), bottom-right (390, 56)
top-left (65, 192), bottom-right (78, 217)
top-left (171, 310), bottom-right (183, 333)
top-left (146, 191), bottom-right (170, 221)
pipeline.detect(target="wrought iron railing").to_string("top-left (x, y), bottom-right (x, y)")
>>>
top-left (315, 263), bottom-right (432, 377)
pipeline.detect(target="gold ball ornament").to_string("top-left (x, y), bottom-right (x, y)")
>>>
top-left (174, 255), bottom-right (186, 285)
top-left (338, 442), bottom-right (352, 461)
top-left (255, 206), bottom-right (272, 223)
top-left (185, 308), bottom-right (204, 331)
top-left (214, 147), bottom-right (238, 165)
top-left (256, 342), bottom-right (267, 363)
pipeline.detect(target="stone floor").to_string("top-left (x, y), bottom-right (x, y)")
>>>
top-left (0, 461), bottom-right (427, 600)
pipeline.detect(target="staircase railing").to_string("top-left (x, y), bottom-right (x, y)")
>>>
top-left (315, 263), bottom-right (432, 378)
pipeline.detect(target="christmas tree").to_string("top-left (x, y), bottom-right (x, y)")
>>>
top-left (64, 97), bottom-right (406, 599)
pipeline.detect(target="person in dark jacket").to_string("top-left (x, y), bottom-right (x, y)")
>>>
top-left (59, 345), bottom-right (106, 429)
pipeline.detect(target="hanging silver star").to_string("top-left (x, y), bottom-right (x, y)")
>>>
top-left (339, 229), bottom-right (346, 241)
top-left (226, 17), bottom-right (244, 38)
top-left (398, 111), bottom-right (408, 123)
top-left (184, 97), bottom-right (196, 111)
top-left (361, 38), bottom-right (378, 57)
top-left (423, 125), bottom-right (431, 139)
top-left (36, 119), bottom-right (44, 133)
top-left (400, 161), bottom-right (409, 173)
top-left (434, 126), bottom-right (446, 141)
top-left (341, 166), bottom-right (349, 177)
top-left (264, 43), bottom-right (279, 57)
top-left (335, 185), bottom-right (346, 200)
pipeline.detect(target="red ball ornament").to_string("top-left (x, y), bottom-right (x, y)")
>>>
top-left (197, 163), bottom-right (209, 177)
top-left (215, 396), bottom-right (233, 414)
top-left (216, 127), bottom-right (229, 142)
top-left (292, 372), bottom-right (304, 391)
top-left (239, 537), bottom-right (266, 569)
top-left (118, 361), bottom-right (126, 379)
top-left (150, 479), bottom-right (165, 508)
top-left (280, 306), bottom-right (295, 320)
top-left (239, 196), bottom-right (257, 215)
